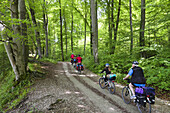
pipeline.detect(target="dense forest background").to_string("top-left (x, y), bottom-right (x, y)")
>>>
top-left (0, 0), bottom-right (169, 111)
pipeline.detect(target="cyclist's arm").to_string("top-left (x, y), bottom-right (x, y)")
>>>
top-left (123, 69), bottom-right (133, 80)
top-left (123, 74), bottom-right (130, 80)
top-left (100, 68), bottom-right (106, 73)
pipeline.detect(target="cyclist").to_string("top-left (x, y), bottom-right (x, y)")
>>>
top-left (70, 53), bottom-right (74, 64)
top-left (73, 55), bottom-right (77, 67)
top-left (123, 61), bottom-right (146, 99)
top-left (100, 63), bottom-right (111, 83)
top-left (76, 55), bottom-right (83, 70)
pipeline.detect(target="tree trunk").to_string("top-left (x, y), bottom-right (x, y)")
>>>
top-left (140, 0), bottom-right (145, 57)
top-left (84, 0), bottom-right (87, 55)
top-left (112, 0), bottom-right (121, 54)
top-left (29, 0), bottom-right (42, 58)
top-left (19, 0), bottom-right (29, 71)
top-left (64, 8), bottom-right (67, 56)
top-left (0, 26), bottom-right (19, 80)
top-left (107, 0), bottom-right (113, 54)
top-left (10, 0), bottom-right (27, 81)
top-left (91, 0), bottom-right (98, 63)
top-left (129, 0), bottom-right (133, 55)
top-left (71, 0), bottom-right (73, 52)
top-left (90, 0), bottom-right (93, 55)
top-left (43, 0), bottom-right (48, 57)
top-left (110, 0), bottom-right (114, 54)
top-left (59, 0), bottom-right (64, 61)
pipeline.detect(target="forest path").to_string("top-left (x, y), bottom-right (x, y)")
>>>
top-left (10, 62), bottom-right (169, 113)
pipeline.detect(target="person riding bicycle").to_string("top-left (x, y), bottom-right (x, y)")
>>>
top-left (70, 53), bottom-right (74, 64)
top-left (100, 63), bottom-right (111, 83)
top-left (73, 55), bottom-right (77, 64)
top-left (123, 61), bottom-right (146, 99)
top-left (76, 55), bottom-right (83, 70)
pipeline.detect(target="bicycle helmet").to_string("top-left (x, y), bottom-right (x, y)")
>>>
top-left (105, 63), bottom-right (109, 67)
top-left (132, 61), bottom-right (139, 65)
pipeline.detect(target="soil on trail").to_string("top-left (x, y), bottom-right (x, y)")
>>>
top-left (9, 62), bottom-right (170, 113)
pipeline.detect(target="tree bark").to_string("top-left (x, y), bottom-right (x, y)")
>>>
top-left (91, 0), bottom-right (98, 63)
top-left (110, 0), bottom-right (114, 54)
top-left (129, 0), bottom-right (133, 55)
top-left (0, 26), bottom-right (19, 80)
top-left (19, 0), bottom-right (29, 71)
top-left (112, 0), bottom-right (121, 54)
top-left (140, 0), bottom-right (145, 57)
top-left (90, 0), bottom-right (93, 55)
top-left (84, 0), bottom-right (87, 55)
top-left (71, 0), bottom-right (73, 52)
top-left (59, 0), bottom-right (64, 61)
top-left (28, 0), bottom-right (42, 58)
top-left (43, 0), bottom-right (48, 57)
top-left (63, 7), bottom-right (67, 56)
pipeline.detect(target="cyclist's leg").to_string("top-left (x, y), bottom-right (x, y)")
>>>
top-left (129, 83), bottom-right (135, 96)
top-left (104, 74), bottom-right (108, 82)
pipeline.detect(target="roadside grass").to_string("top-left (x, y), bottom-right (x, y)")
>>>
top-left (0, 59), bottom-right (46, 112)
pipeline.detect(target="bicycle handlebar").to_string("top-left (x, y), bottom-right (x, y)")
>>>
top-left (124, 78), bottom-right (131, 83)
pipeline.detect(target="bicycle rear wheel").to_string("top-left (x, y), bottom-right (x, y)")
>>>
top-left (99, 78), bottom-right (106, 89)
top-left (122, 86), bottom-right (131, 104)
top-left (108, 82), bottom-right (116, 94)
top-left (137, 102), bottom-right (151, 113)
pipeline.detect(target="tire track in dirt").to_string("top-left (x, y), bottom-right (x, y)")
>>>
top-left (63, 62), bottom-right (125, 113)
top-left (73, 75), bottom-right (129, 113)
top-left (66, 62), bottom-right (137, 113)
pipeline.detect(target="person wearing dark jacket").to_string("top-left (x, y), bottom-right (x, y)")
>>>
top-left (100, 63), bottom-right (111, 82)
top-left (123, 61), bottom-right (146, 99)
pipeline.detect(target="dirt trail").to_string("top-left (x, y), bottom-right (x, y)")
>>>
top-left (9, 62), bottom-right (170, 113)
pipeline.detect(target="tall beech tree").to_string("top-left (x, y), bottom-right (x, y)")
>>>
top-left (43, 0), bottom-right (49, 57)
top-left (1, 0), bottom-right (28, 81)
top-left (91, 0), bottom-right (98, 63)
top-left (129, 0), bottom-right (133, 54)
top-left (140, 0), bottom-right (145, 57)
top-left (59, 0), bottom-right (64, 61)
top-left (28, 0), bottom-right (42, 58)
top-left (71, 0), bottom-right (74, 52)
top-left (113, 0), bottom-right (121, 54)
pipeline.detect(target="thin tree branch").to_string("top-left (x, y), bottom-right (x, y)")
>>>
top-left (0, 21), bottom-right (12, 31)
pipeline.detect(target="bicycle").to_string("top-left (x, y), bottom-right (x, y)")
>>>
top-left (122, 79), bottom-right (153, 113)
top-left (76, 63), bottom-right (84, 74)
top-left (99, 74), bottom-right (116, 94)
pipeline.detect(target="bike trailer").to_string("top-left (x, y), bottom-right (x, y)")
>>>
top-left (107, 74), bottom-right (116, 80)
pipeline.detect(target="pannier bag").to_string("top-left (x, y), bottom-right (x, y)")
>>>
top-left (135, 87), bottom-right (155, 104)
top-left (107, 74), bottom-right (116, 80)
top-left (136, 96), bottom-right (146, 106)
top-left (143, 87), bottom-right (155, 104)
top-left (76, 64), bottom-right (84, 70)
top-left (135, 87), bottom-right (145, 96)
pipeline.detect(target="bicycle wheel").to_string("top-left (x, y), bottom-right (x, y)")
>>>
top-left (78, 66), bottom-right (81, 74)
top-left (137, 103), bottom-right (151, 113)
top-left (122, 86), bottom-right (131, 104)
top-left (99, 78), bottom-right (106, 89)
top-left (108, 82), bottom-right (116, 94)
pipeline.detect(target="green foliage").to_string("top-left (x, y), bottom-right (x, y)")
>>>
top-left (0, 71), bottom-right (31, 112)
top-left (84, 44), bottom-right (170, 94)
top-left (38, 57), bottom-right (58, 64)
